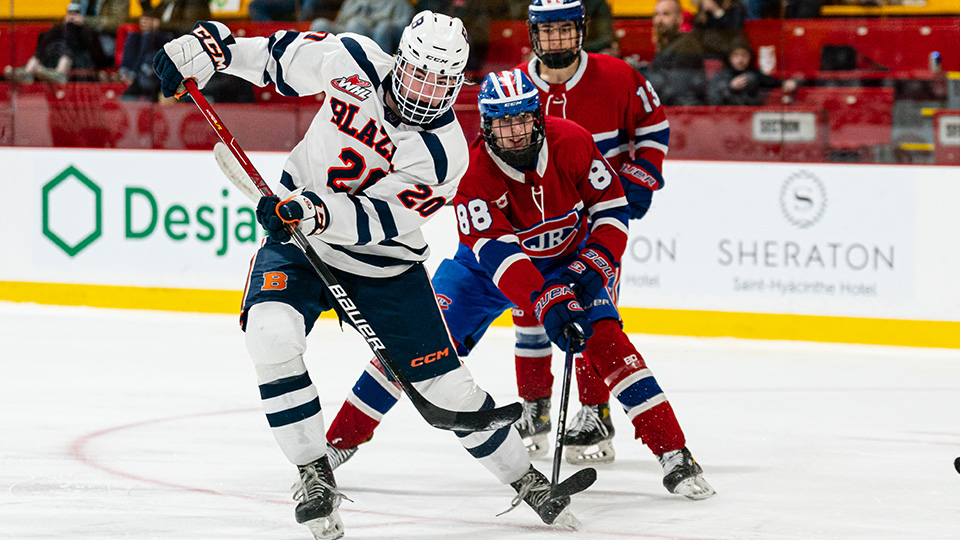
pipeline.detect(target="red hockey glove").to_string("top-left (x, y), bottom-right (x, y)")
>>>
top-left (619, 159), bottom-right (661, 220)
top-left (560, 245), bottom-right (617, 306)
top-left (532, 279), bottom-right (592, 354)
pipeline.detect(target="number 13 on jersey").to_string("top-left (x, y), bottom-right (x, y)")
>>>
top-left (637, 80), bottom-right (661, 113)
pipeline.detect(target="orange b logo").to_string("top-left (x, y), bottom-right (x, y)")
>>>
top-left (262, 272), bottom-right (288, 290)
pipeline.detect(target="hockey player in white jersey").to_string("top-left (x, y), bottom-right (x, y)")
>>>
top-left (154, 11), bottom-right (590, 540)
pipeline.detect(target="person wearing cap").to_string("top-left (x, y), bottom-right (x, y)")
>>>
top-left (4, 2), bottom-right (112, 84)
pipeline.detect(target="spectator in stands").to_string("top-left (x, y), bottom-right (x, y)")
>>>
top-left (582, 0), bottom-right (614, 53)
top-left (707, 39), bottom-right (797, 106)
top-left (3, 2), bottom-right (113, 85)
top-left (691, 0), bottom-right (746, 57)
top-left (81, 0), bottom-right (133, 31)
top-left (77, 0), bottom-right (134, 59)
top-left (416, 0), bottom-right (496, 73)
top-left (310, 0), bottom-right (414, 54)
top-left (247, 0), bottom-right (325, 22)
top-left (119, 7), bottom-right (174, 101)
top-left (155, 0), bottom-right (213, 34)
top-left (638, 0), bottom-right (707, 106)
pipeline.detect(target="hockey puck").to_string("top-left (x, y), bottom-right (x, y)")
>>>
top-left (955, 457), bottom-right (960, 474)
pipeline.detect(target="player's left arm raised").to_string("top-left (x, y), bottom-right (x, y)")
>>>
top-left (153, 21), bottom-right (334, 99)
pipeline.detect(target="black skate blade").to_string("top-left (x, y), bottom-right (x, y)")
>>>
top-left (550, 467), bottom-right (597, 498)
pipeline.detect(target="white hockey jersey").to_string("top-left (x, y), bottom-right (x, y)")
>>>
top-left (220, 30), bottom-right (468, 277)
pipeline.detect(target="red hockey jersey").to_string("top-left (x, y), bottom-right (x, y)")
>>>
top-left (518, 51), bottom-right (669, 189)
top-left (452, 116), bottom-right (630, 314)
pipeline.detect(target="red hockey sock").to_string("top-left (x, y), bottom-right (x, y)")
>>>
top-left (513, 310), bottom-right (553, 401)
top-left (515, 355), bottom-right (553, 401)
top-left (326, 401), bottom-right (380, 450)
top-left (585, 319), bottom-right (685, 454)
top-left (575, 354), bottom-right (611, 405)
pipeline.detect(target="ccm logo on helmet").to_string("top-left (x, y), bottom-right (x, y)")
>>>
top-left (426, 55), bottom-right (449, 64)
top-left (411, 347), bottom-right (450, 367)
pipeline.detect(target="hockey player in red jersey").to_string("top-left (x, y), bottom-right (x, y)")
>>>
top-left (508, 0), bottom-right (672, 465)
top-left (325, 69), bottom-right (714, 501)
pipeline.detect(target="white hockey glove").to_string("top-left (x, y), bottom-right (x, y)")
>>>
top-left (256, 191), bottom-right (329, 243)
top-left (154, 21), bottom-right (234, 98)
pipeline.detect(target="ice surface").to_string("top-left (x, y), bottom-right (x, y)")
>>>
top-left (1, 302), bottom-right (958, 539)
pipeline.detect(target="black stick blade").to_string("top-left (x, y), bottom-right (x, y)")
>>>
top-left (551, 467), bottom-right (598, 499)
top-left (418, 400), bottom-right (523, 432)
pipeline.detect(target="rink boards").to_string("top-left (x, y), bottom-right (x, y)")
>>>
top-left (1, 147), bottom-right (958, 348)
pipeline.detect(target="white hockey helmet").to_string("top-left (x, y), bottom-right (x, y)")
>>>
top-left (391, 11), bottom-right (470, 125)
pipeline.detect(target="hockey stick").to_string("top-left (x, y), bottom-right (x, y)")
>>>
top-left (181, 78), bottom-right (521, 432)
top-left (551, 332), bottom-right (594, 496)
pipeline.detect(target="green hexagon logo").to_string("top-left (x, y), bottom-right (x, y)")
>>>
top-left (42, 165), bottom-right (102, 256)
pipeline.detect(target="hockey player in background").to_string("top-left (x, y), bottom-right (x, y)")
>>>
top-left (154, 12), bottom-right (588, 539)
top-left (326, 0), bottom-right (679, 471)
top-left (325, 70), bottom-right (714, 501)
top-left (508, 0), bottom-right (672, 465)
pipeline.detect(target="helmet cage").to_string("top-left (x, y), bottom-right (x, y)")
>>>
top-left (391, 55), bottom-right (464, 125)
top-left (390, 11), bottom-right (469, 125)
top-left (528, 0), bottom-right (585, 69)
top-left (478, 70), bottom-right (545, 170)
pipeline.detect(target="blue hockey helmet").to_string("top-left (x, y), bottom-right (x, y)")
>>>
top-left (478, 69), bottom-right (545, 170)
top-left (528, 0), bottom-right (585, 69)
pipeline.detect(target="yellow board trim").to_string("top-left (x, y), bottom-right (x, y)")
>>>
top-left (2, 281), bottom-right (958, 349)
top-left (899, 142), bottom-right (936, 151)
top-left (0, 280), bottom-right (244, 314)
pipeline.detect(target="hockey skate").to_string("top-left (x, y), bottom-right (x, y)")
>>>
top-left (325, 442), bottom-right (358, 471)
top-left (658, 447), bottom-right (715, 500)
top-left (514, 397), bottom-right (551, 458)
top-left (500, 465), bottom-right (596, 529)
top-left (292, 456), bottom-right (350, 540)
top-left (564, 402), bottom-right (616, 465)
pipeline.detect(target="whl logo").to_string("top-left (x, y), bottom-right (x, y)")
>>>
top-left (331, 74), bottom-right (373, 101)
top-left (42, 165), bottom-right (102, 256)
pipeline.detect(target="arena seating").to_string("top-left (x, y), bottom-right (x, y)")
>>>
top-left (745, 18), bottom-right (959, 76)
top-left (0, 16), bottom-right (957, 164)
top-left (0, 22), bottom-right (49, 68)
